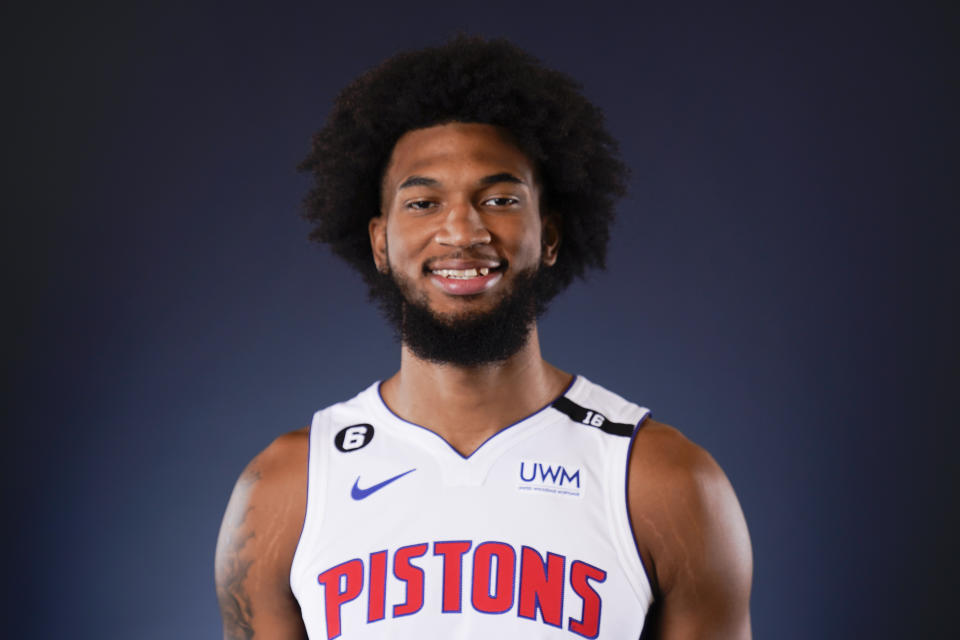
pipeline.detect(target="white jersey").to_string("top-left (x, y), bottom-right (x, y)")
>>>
top-left (290, 375), bottom-right (654, 639)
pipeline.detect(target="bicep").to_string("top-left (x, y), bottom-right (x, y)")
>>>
top-left (215, 434), bottom-right (309, 639)
top-left (215, 487), bottom-right (258, 638)
top-left (654, 466), bottom-right (752, 639)
top-left (630, 424), bottom-right (752, 640)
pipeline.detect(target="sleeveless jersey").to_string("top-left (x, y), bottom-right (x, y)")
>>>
top-left (290, 375), bottom-right (654, 639)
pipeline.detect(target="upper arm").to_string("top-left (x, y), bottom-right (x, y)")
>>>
top-left (629, 421), bottom-right (753, 640)
top-left (215, 429), bottom-right (310, 640)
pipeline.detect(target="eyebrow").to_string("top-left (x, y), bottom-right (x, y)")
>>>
top-left (479, 172), bottom-right (525, 186)
top-left (397, 172), bottom-right (526, 190)
top-left (397, 176), bottom-right (440, 190)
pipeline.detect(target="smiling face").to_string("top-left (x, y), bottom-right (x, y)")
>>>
top-left (371, 122), bottom-right (559, 318)
top-left (368, 122), bottom-right (561, 365)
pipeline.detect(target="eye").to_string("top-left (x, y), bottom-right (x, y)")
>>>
top-left (404, 199), bottom-right (436, 211)
top-left (482, 196), bottom-right (520, 207)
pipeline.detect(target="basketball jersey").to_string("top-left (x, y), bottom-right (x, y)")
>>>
top-left (290, 375), bottom-right (654, 639)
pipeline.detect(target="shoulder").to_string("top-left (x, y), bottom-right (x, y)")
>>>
top-left (215, 427), bottom-right (311, 635)
top-left (218, 427), bottom-right (310, 550)
top-left (222, 428), bottom-right (310, 520)
top-left (215, 428), bottom-right (311, 633)
top-left (628, 419), bottom-right (751, 575)
top-left (628, 420), bottom-right (752, 635)
top-left (245, 427), bottom-right (310, 488)
top-left (629, 419), bottom-right (724, 492)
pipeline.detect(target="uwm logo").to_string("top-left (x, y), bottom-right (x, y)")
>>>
top-left (317, 540), bottom-right (606, 639)
top-left (518, 460), bottom-right (583, 497)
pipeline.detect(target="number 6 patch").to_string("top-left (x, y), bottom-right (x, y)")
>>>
top-left (334, 424), bottom-right (375, 452)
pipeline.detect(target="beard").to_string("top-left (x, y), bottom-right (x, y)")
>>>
top-left (368, 264), bottom-right (555, 367)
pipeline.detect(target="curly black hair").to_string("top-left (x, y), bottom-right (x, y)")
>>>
top-left (300, 36), bottom-right (627, 299)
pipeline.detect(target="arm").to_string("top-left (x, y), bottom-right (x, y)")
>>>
top-left (215, 429), bottom-right (310, 640)
top-left (629, 421), bottom-right (753, 639)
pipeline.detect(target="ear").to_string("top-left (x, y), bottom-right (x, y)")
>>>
top-left (369, 214), bottom-right (389, 273)
top-left (540, 213), bottom-right (561, 267)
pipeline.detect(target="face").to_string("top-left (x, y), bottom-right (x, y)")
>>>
top-left (370, 122), bottom-right (559, 320)
top-left (367, 122), bottom-right (561, 365)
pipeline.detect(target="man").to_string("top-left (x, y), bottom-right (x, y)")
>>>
top-left (215, 37), bottom-right (752, 639)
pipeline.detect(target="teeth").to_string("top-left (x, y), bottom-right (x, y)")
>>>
top-left (433, 267), bottom-right (492, 279)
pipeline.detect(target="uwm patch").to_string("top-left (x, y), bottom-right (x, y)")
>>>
top-left (517, 460), bottom-right (584, 498)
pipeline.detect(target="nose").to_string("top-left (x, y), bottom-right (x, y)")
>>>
top-left (434, 201), bottom-right (491, 248)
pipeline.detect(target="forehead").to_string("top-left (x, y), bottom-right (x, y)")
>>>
top-left (382, 122), bottom-right (537, 188)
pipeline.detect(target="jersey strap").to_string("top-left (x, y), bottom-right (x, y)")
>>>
top-left (551, 396), bottom-right (636, 436)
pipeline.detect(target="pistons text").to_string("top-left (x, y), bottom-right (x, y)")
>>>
top-left (316, 540), bottom-right (606, 639)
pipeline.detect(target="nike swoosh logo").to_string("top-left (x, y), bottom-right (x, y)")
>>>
top-left (351, 468), bottom-right (416, 500)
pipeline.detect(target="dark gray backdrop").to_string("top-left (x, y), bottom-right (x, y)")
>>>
top-left (7, 1), bottom-right (957, 638)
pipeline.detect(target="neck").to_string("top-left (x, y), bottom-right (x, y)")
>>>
top-left (380, 325), bottom-right (572, 456)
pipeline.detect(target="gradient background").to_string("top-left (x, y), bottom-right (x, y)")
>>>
top-left (6, 1), bottom-right (957, 638)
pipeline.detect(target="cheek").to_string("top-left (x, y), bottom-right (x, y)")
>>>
top-left (385, 221), bottom-right (431, 269)
top-left (507, 224), bottom-right (546, 263)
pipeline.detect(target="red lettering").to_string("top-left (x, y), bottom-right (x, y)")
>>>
top-left (317, 541), bottom-right (608, 636)
top-left (316, 559), bottom-right (363, 640)
top-left (568, 560), bottom-right (606, 638)
top-left (392, 543), bottom-right (428, 617)
top-left (518, 546), bottom-right (564, 627)
top-left (367, 550), bottom-right (387, 622)
top-left (433, 541), bottom-right (472, 612)
top-left (471, 542), bottom-right (516, 614)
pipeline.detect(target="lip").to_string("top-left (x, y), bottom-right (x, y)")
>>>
top-left (423, 254), bottom-right (506, 296)
top-left (428, 269), bottom-right (503, 296)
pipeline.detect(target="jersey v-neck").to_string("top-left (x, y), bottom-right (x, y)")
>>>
top-left (366, 375), bottom-right (579, 486)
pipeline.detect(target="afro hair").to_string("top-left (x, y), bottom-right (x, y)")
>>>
top-left (300, 36), bottom-right (628, 298)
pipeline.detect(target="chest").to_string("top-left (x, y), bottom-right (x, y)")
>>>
top-left (291, 409), bottom-right (648, 639)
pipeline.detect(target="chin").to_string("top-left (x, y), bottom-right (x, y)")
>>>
top-left (372, 267), bottom-right (547, 366)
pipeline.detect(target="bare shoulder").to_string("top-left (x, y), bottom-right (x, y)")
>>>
top-left (242, 427), bottom-right (310, 494)
top-left (629, 419), bottom-right (753, 638)
top-left (214, 427), bottom-right (310, 639)
top-left (629, 420), bottom-right (735, 501)
top-left (218, 427), bottom-right (310, 547)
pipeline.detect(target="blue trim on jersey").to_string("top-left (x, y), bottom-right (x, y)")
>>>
top-left (624, 412), bottom-right (658, 601)
top-left (375, 375), bottom-right (578, 460)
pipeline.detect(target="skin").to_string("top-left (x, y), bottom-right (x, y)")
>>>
top-left (215, 429), bottom-right (308, 639)
top-left (370, 123), bottom-right (567, 453)
top-left (215, 122), bottom-right (752, 638)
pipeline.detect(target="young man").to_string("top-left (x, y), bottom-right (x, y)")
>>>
top-left (216, 37), bottom-right (752, 639)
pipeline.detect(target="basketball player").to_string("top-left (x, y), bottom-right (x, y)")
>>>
top-left (215, 37), bottom-right (752, 639)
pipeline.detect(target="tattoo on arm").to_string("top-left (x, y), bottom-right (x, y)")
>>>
top-left (218, 525), bottom-right (255, 638)
top-left (217, 469), bottom-right (261, 639)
